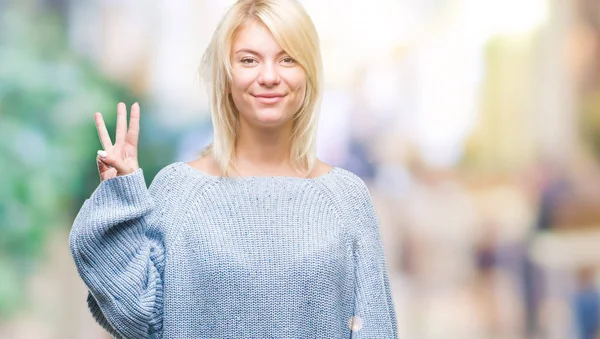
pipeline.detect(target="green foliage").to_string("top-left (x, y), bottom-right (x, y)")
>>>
top-left (0, 4), bottom-right (138, 318)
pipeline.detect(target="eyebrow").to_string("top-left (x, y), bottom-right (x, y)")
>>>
top-left (234, 48), bottom-right (287, 57)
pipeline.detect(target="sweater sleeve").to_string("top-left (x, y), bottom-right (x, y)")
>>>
top-left (348, 178), bottom-right (399, 339)
top-left (69, 167), bottom-right (172, 339)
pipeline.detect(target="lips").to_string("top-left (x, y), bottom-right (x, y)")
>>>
top-left (253, 93), bottom-right (285, 105)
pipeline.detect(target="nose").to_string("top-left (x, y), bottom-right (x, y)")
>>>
top-left (257, 62), bottom-right (280, 87)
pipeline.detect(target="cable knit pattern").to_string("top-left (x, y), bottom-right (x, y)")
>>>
top-left (69, 162), bottom-right (398, 339)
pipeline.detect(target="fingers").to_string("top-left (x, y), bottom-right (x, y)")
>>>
top-left (97, 155), bottom-right (117, 181)
top-left (96, 150), bottom-right (133, 176)
top-left (97, 155), bottom-right (112, 171)
top-left (115, 102), bottom-right (127, 144)
top-left (94, 102), bottom-right (139, 180)
top-left (126, 102), bottom-right (140, 148)
top-left (94, 112), bottom-right (112, 150)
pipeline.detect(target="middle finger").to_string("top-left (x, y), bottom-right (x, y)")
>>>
top-left (115, 102), bottom-right (127, 144)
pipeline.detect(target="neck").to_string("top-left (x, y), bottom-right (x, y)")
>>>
top-left (233, 122), bottom-right (295, 176)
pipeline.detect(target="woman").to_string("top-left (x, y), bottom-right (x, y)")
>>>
top-left (69, 0), bottom-right (398, 338)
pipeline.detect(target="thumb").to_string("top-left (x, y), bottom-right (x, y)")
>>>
top-left (97, 156), bottom-right (117, 181)
top-left (97, 150), bottom-right (133, 175)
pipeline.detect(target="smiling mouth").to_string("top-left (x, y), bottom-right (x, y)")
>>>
top-left (253, 94), bottom-right (285, 105)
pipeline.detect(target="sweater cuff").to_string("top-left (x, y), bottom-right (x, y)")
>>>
top-left (91, 168), bottom-right (150, 208)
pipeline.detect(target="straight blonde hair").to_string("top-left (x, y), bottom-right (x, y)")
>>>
top-left (199, 0), bottom-right (323, 177)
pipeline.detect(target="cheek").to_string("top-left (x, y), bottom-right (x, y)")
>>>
top-left (288, 71), bottom-right (307, 98)
top-left (228, 83), bottom-right (247, 114)
top-left (299, 81), bottom-right (307, 99)
top-left (294, 78), bottom-right (307, 105)
top-left (230, 68), bottom-right (256, 94)
top-left (230, 78), bottom-right (247, 94)
top-left (288, 84), bottom-right (307, 117)
top-left (229, 77), bottom-right (254, 107)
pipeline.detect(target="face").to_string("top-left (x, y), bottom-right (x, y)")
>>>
top-left (229, 20), bottom-right (307, 130)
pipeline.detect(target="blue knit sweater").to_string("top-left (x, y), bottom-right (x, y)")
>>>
top-left (69, 161), bottom-right (398, 338)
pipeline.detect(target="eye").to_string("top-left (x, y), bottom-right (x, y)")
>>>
top-left (282, 57), bottom-right (296, 64)
top-left (240, 57), bottom-right (256, 64)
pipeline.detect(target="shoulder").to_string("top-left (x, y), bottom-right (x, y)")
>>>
top-left (321, 163), bottom-right (371, 197)
top-left (145, 163), bottom-right (183, 196)
top-left (328, 168), bottom-right (380, 237)
top-left (151, 151), bottom-right (220, 184)
top-left (147, 159), bottom-right (209, 194)
top-left (151, 162), bottom-right (186, 182)
top-left (310, 159), bottom-right (334, 178)
top-left (185, 154), bottom-right (221, 176)
top-left (329, 169), bottom-right (381, 236)
top-left (317, 163), bottom-right (375, 215)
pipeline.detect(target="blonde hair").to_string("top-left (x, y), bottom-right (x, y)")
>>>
top-left (199, 0), bottom-right (323, 177)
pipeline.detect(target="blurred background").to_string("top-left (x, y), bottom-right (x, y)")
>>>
top-left (1, 0), bottom-right (600, 338)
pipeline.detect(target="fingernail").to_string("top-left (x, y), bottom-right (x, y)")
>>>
top-left (97, 150), bottom-right (107, 158)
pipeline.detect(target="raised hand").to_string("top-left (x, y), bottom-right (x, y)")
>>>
top-left (95, 102), bottom-right (140, 182)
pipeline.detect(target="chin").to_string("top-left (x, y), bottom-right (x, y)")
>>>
top-left (253, 109), bottom-right (291, 126)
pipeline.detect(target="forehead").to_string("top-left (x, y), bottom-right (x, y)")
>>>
top-left (232, 20), bottom-right (283, 53)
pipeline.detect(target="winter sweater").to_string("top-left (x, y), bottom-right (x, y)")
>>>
top-left (69, 161), bottom-right (398, 338)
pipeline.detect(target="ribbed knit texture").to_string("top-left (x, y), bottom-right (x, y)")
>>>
top-left (69, 161), bottom-right (398, 338)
